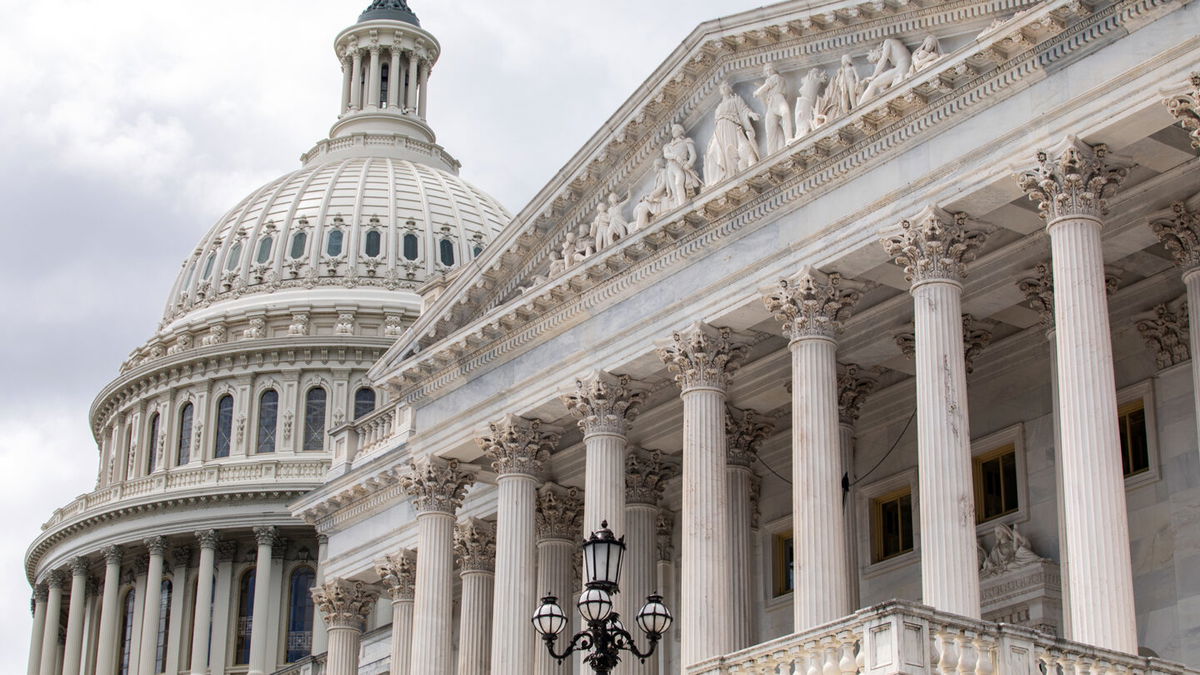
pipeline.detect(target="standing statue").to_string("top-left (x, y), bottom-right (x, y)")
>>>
top-left (633, 159), bottom-right (670, 230)
top-left (753, 63), bottom-right (793, 155)
top-left (818, 55), bottom-right (860, 121)
top-left (908, 35), bottom-right (943, 75)
top-left (588, 203), bottom-right (611, 251)
top-left (858, 37), bottom-right (913, 105)
top-left (704, 80), bottom-right (760, 186)
top-left (605, 192), bottom-right (631, 243)
top-left (662, 123), bottom-right (701, 208)
top-left (793, 67), bottom-right (829, 141)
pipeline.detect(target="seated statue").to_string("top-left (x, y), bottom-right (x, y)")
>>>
top-left (858, 37), bottom-right (913, 106)
top-left (633, 159), bottom-right (670, 230)
top-left (980, 523), bottom-right (1044, 578)
top-left (908, 35), bottom-right (943, 76)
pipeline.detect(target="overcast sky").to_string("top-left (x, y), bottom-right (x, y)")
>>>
top-left (0, 0), bottom-right (770, 668)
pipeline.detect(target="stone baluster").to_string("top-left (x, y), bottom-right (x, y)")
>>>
top-left (724, 407), bottom-right (772, 649)
top-left (535, 483), bottom-right (583, 675)
top-left (312, 579), bottom-right (380, 675)
top-left (399, 456), bottom-right (476, 675)
top-left (656, 322), bottom-right (750, 667)
top-left (138, 536), bottom-right (168, 675)
top-left (61, 557), bottom-right (89, 675)
top-left (455, 518), bottom-right (497, 675)
top-left (27, 583), bottom-right (49, 675)
top-left (189, 531), bottom-right (218, 675)
top-left (1147, 201), bottom-right (1200, 451)
top-left (1019, 136), bottom-right (1137, 653)
top-left (763, 266), bottom-right (863, 628)
top-left (248, 526), bottom-right (279, 675)
top-left (349, 48), bottom-right (364, 111)
top-left (836, 363), bottom-right (878, 610)
top-left (376, 549), bottom-right (417, 675)
top-left (883, 206), bottom-right (988, 618)
top-left (625, 447), bottom-right (679, 674)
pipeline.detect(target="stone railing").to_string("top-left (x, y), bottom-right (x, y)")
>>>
top-left (327, 402), bottom-right (413, 474)
top-left (688, 600), bottom-right (1200, 675)
top-left (270, 653), bottom-right (325, 675)
top-left (42, 459), bottom-right (328, 530)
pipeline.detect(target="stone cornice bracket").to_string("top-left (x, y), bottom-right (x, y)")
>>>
top-left (453, 517), bottom-right (497, 574)
top-left (535, 482), bottom-right (583, 542)
top-left (194, 529), bottom-right (219, 550)
top-left (962, 314), bottom-right (995, 375)
top-left (725, 407), bottom-right (774, 468)
top-left (69, 556), bottom-right (89, 577)
top-left (1017, 135), bottom-right (1132, 223)
top-left (398, 456), bottom-right (475, 514)
top-left (252, 526), bottom-right (279, 548)
top-left (1163, 72), bottom-right (1200, 151)
top-left (837, 363), bottom-right (880, 427)
top-left (656, 322), bottom-right (752, 392)
top-left (1017, 262), bottom-right (1055, 335)
top-left (143, 536), bottom-right (168, 556)
top-left (477, 414), bottom-right (561, 477)
top-left (1135, 296), bottom-right (1190, 370)
top-left (626, 447), bottom-right (680, 505)
top-left (656, 509), bottom-right (675, 563)
top-left (375, 549), bottom-right (417, 601)
top-left (883, 205), bottom-right (988, 286)
top-left (311, 578), bottom-right (380, 630)
top-left (561, 371), bottom-right (647, 437)
top-left (102, 545), bottom-right (123, 566)
top-left (761, 266), bottom-right (863, 341)
top-left (1148, 201), bottom-right (1200, 274)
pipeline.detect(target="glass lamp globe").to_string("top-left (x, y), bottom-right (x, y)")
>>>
top-left (531, 596), bottom-right (568, 637)
top-left (636, 594), bottom-right (673, 636)
top-left (582, 521), bottom-right (626, 592)
top-left (577, 587), bottom-right (614, 623)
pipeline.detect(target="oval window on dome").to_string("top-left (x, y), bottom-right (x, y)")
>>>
top-left (225, 243), bottom-right (242, 271)
top-left (289, 232), bottom-right (307, 259)
top-left (440, 239), bottom-right (455, 267)
top-left (402, 233), bottom-right (419, 261)
top-left (256, 236), bottom-right (273, 264)
top-left (365, 230), bottom-right (382, 258)
top-left (202, 253), bottom-right (216, 280)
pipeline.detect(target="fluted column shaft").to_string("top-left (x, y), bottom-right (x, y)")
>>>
top-left (1185, 270), bottom-right (1200, 454)
top-left (95, 550), bottom-right (122, 675)
top-left (1049, 215), bottom-right (1137, 651)
top-left (417, 62), bottom-right (429, 118)
top-left (390, 597), bottom-right (413, 674)
top-left (27, 588), bottom-right (48, 675)
top-left (405, 53), bottom-right (419, 111)
top-left (313, 580), bottom-right (377, 675)
top-left (387, 49), bottom-right (401, 109)
top-left (62, 561), bottom-right (88, 675)
top-left (367, 47), bottom-right (381, 110)
top-left (312, 536), bottom-right (330, 655)
top-left (339, 55), bottom-right (352, 113)
top-left (349, 50), bottom-right (363, 111)
top-left (625, 502), bottom-right (658, 674)
top-left (326, 624), bottom-right (361, 675)
top-left (413, 511), bottom-right (455, 674)
top-left (138, 541), bottom-right (167, 675)
top-left (38, 575), bottom-right (63, 675)
top-left (535, 538), bottom-right (576, 675)
top-left (584, 431), bottom-right (626, 545)
top-left (248, 529), bottom-right (277, 675)
top-left (491, 473), bottom-right (537, 673)
top-left (189, 534), bottom-right (217, 675)
top-left (458, 570), bottom-right (495, 675)
top-left (838, 423), bottom-right (861, 610)
top-left (725, 465), bottom-right (756, 649)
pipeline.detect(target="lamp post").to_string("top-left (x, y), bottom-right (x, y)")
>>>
top-left (531, 521), bottom-right (674, 674)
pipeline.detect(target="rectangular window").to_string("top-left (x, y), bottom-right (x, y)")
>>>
top-left (773, 533), bottom-right (794, 596)
top-left (973, 444), bottom-right (1019, 523)
top-left (1118, 400), bottom-right (1150, 477)
top-left (872, 490), bottom-right (914, 563)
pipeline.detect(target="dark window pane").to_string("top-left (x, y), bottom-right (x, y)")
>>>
top-left (257, 390), bottom-right (278, 454)
top-left (225, 243), bottom-right (242, 271)
top-left (289, 232), bottom-right (307, 259)
top-left (1119, 403), bottom-right (1150, 477)
top-left (202, 254), bottom-right (216, 279)
top-left (439, 239), bottom-right (455, 266)
top-left (155, 580), bottom-right (172, 673)
top-left (303, 388), bottom-right (327, 451)
top-left (256, 236), bottom-right (273, 264)
top-left (119, 589), bottom-right (136, 675)
top-left (286, 567), bottom-right (316, 662)
top-left (214, 395), bottom-right (234, 458)
top-left (235, 570), bottom-right (255, 664)
top-left (326, 229), bottom-right (344, 257)
top-left (147, 414), bottom-right (160, 474)
top-left (403, 233), bottom-right (419, 260)
top-left (354, 388), bottom-right (376, 419)
top-left (177, 404), bottom-right (193, 466)
top-left (365, 230), bottom-right (382, 258)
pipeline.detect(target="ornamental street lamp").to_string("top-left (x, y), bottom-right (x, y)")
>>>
top-left (531, 521), bottom-right (673, 674)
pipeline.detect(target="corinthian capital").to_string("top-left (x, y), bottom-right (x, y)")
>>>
top-left (883, 205), bottom-right (987, 284)
top-left (562, 371), bottom-right (647, 436)
top-left (398, 456), bottom-right (475, 514)
top-left (194, 530), bottom-right (219, 550)
top-left (625, 447), bottom-right (680, 505)
top-left (253, 526), bottom-right (279, 548)
top-left (102, 545), bottom-right (123, 566)
top-left (1135, 296), bottom-right (1190, 370)
top-left (725, 407), bottom-right (774, 468)
top-left (1149, 201), bottom-right (1200, 273)
top-left (535, 482), bottom-right (583, 541)
top-left (1017, 261), bottom-right (1122, 335)
top-left (1018, 135), bottom-right (1131, 222)
top-left (69, 557), bottom-right (90, 577)
top-left (143, 536), bottom-right (168, 556)
top-left (761, 266), bottom-right (863, 340)
top-left (311, 578), bottom-right (380, 630)
top-left (375, 549), bottom-right (417, 601)
top-left (453, 518), bottom-right (497, 574)
top-left (656, 322), bottom-right (752, 392)
top-left (1163, 73), bottom-right (1200, 150)
top-left (477, 415), bottom-right (560, 476)
top-left (837, 363), bottom-right (879, 427)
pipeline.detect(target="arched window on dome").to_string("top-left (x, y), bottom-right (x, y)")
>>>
top-left (177, 403), bottom-right (193, 466)
top-left (286, 566), bottom-right (316, 662)
top-left (235, 568), bottom-right (255, 665)
top-left (364, 230), bottom-right (382, 258)
top-left (354, 387), bottom-right (376, 419)
top-left (303, 387), bottom-right (327, 451)
top-left (118, 588), bottom-right (136, 675)
top-left (154, 579), bottom-right (172, 673)
top-left (201, 253), bottom-right (216, 280)
top-left (326, 229), bottom-right (344, 257)
top-left (225, 242), bottom-right (243, 271)
top-left (402, 233), bottom-right (419, 261)
top-left (289, 231), bottom-right (308, 259)
top-left (214, 395), bottom-right (234, 458)
top-left (256, 236), bottom-right (274, 264)
top-left (147, 413), bottom-right (160, 474)
top-left (440, 238), bottom-right (455, 267)
top-left (380, 62), bottom-right (390, 108)
top-left (257, 390), bottom-right (278, 454)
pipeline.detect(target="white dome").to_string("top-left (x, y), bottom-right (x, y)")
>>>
top-left (163, 155), bottom-right (511, 327)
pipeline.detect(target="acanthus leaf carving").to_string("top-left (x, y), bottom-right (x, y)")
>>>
top-left (1134, 296), bottom-right (1190, 370)
top-left (311, 578), bottom-right (380, 630)
top-left (761, 266), bottom-right (863, 340)
top-left (725, 406), bottom-right (774, 468)
top-left (625, 447), bottom-right (680, 505)
top-left (656, 322), bottom-right (751, 392)
top-left (477, 414), bottom-right (561, 476)
top-left (1163, 72), bottom-right (1200, 151)
top-left (837, 363), bottom-right (879, 427)
top-left (535, 482), bottom-right (583, 542)
top-left (561, 371), bottom-right (646, 436)
top-left (375, 549), bottom-right (417, 601)
top-left (398, 456), bottom-right (475, 514)
top-left (883, 205), bottom-right (988, 284)
top-left (1017, 135), bottom-right (1131, 222)
top-left (453, 517), bottom-right (497, 574)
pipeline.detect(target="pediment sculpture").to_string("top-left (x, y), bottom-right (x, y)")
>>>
top-left (978, 523), bottom-right (1045, 578)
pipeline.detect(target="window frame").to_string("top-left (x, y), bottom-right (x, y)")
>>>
top-left (856, 468), bottom-right (919, 578)
top-left (302, 386), bottom-right (328, 451)
top-left (256, 389), bottom-right (279, 454)
top-left (401, 232), bottom-right (420, 261)
top-left (284, 565), bottom-right (317, 663)
top-left (176, 402), bottom-right (194, 467)
top-left (970, 423), bottom-right (1029, 535)
top-left (213, 394), bottom-right (235, 459)
top-left (1117, 379), bottom-right (1160, 490)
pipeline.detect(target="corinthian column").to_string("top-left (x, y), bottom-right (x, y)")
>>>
top-left (656, 322), bottom-right (749, 667)
top-left (399, 456), bottom-right (476, 675)
top-left (248, 526), bottom-right (279, 675)
top-left (836, 363), bottom-right (878, 610)
top-left (763, 267), bottom-right (864, 628)
top-left (376, 549), bottom-right (417, 675)
top-left (535, 483), bottom-right (583, 675)
top-left (883, 205), bottom-right (988, 618)
top-left (138, 536), bottom-right (168, 675)
top-left (62, 556), bottom-right (89, 675)
top-left (312, 579), bottom-right (380, 675)
top-left (625, 448), bottom-right (679, 673)
top-left (38, 571), bottom-right (65, 675)
top-left (367, 45), bottom-right (382, 110)
top-left (724, 408), bottom-right (772, 647)
top-left (1019, 136), bottom-right (1137, 653)
top-left (189, 531), bottom-right (219, 675)
top-left (478, 415), bottom-right (560, 674)
top-left (655, 511), bottom-right (677, 675)
top-left (1148, 201), bottom-right (1200, 450)
top-left (454, 518), bottom-right (497, 675)
top-left (27, 583), bottom-right (48, 675)
top-left (94, 548), bottom-right (122, 675)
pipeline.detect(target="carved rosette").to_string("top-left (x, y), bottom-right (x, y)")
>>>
top-left (477, 415), bottom-right (561, 476)
top-left (625, 447), bottom-right (680, 505)
top-left (398, 456), bottom-right (475, 514)
top-left (1135, 297), bottom-right (1190, 370)
top-left (310, 578), bottom-right (380, 631)
top-left (253, 526), bottom-right (280, 549)
top-left (561, 371), bottom-right (646, 437)
top-left (535, 483), bottom-right (584, 542)
top-left (656, 510), bottom-right (675, 562)
top-left (1017, 135), bottom-right (1130, 222)
top-left (837, 363), bottom-right (879, 427)
top-left (1148, 202), bottom-right (1200, 273)
top-left (195, 530), bottom-right (219, 550)
top-left (962, 315), bottom-right (995, 375)
top-left (144, 536), bottom-right (168, 556)
top-left (725, 407), bottom-right (774, 468)
top-left (1163, 73), bottom-right (1200, 150)
top-left (453, 518), bottom-right (497, 574)
top-left (102, 545), bottom-right (123, 567)
top-left (761, 266), bottom-right (863, 341)
top-left (883, 205), bottom-right (987, 285)
top-left (376, 549), bottom-right (417, 601)
top-left (656, 322), bottom-right (751, 392)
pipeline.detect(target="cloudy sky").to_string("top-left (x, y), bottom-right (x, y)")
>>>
top-left (0, 0), bottom-right (769, 667)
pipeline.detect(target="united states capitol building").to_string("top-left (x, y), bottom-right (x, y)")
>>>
top-left (22, 0), bottom-right (1200, 673)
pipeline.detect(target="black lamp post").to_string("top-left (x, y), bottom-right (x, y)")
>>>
top-left (530, 521), bottom-right (673, 674)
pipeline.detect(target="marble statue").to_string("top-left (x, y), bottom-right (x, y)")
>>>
top-left (819, 55), bottom-right (860, 120)
top-left (858, 37), bottom-right (913, 105)
top-left (753, 63), bottom-right (793, 155)
top-left (634, 158), bottom-right (670, 230)
top-left (980, 523), bottom-right (1044, 578)
top-left (605, 191), bottom-right (631, 242)
top-left (908, 35), bottom-right (943, 75)
top-left (663, 123), bottom-right (701, 208)
top-left (704, 80), bottom-right (761, 186)
top-left (588, 203), bottom-right (611, 251)
top-left (793, 67), bottom-right (829, 142)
